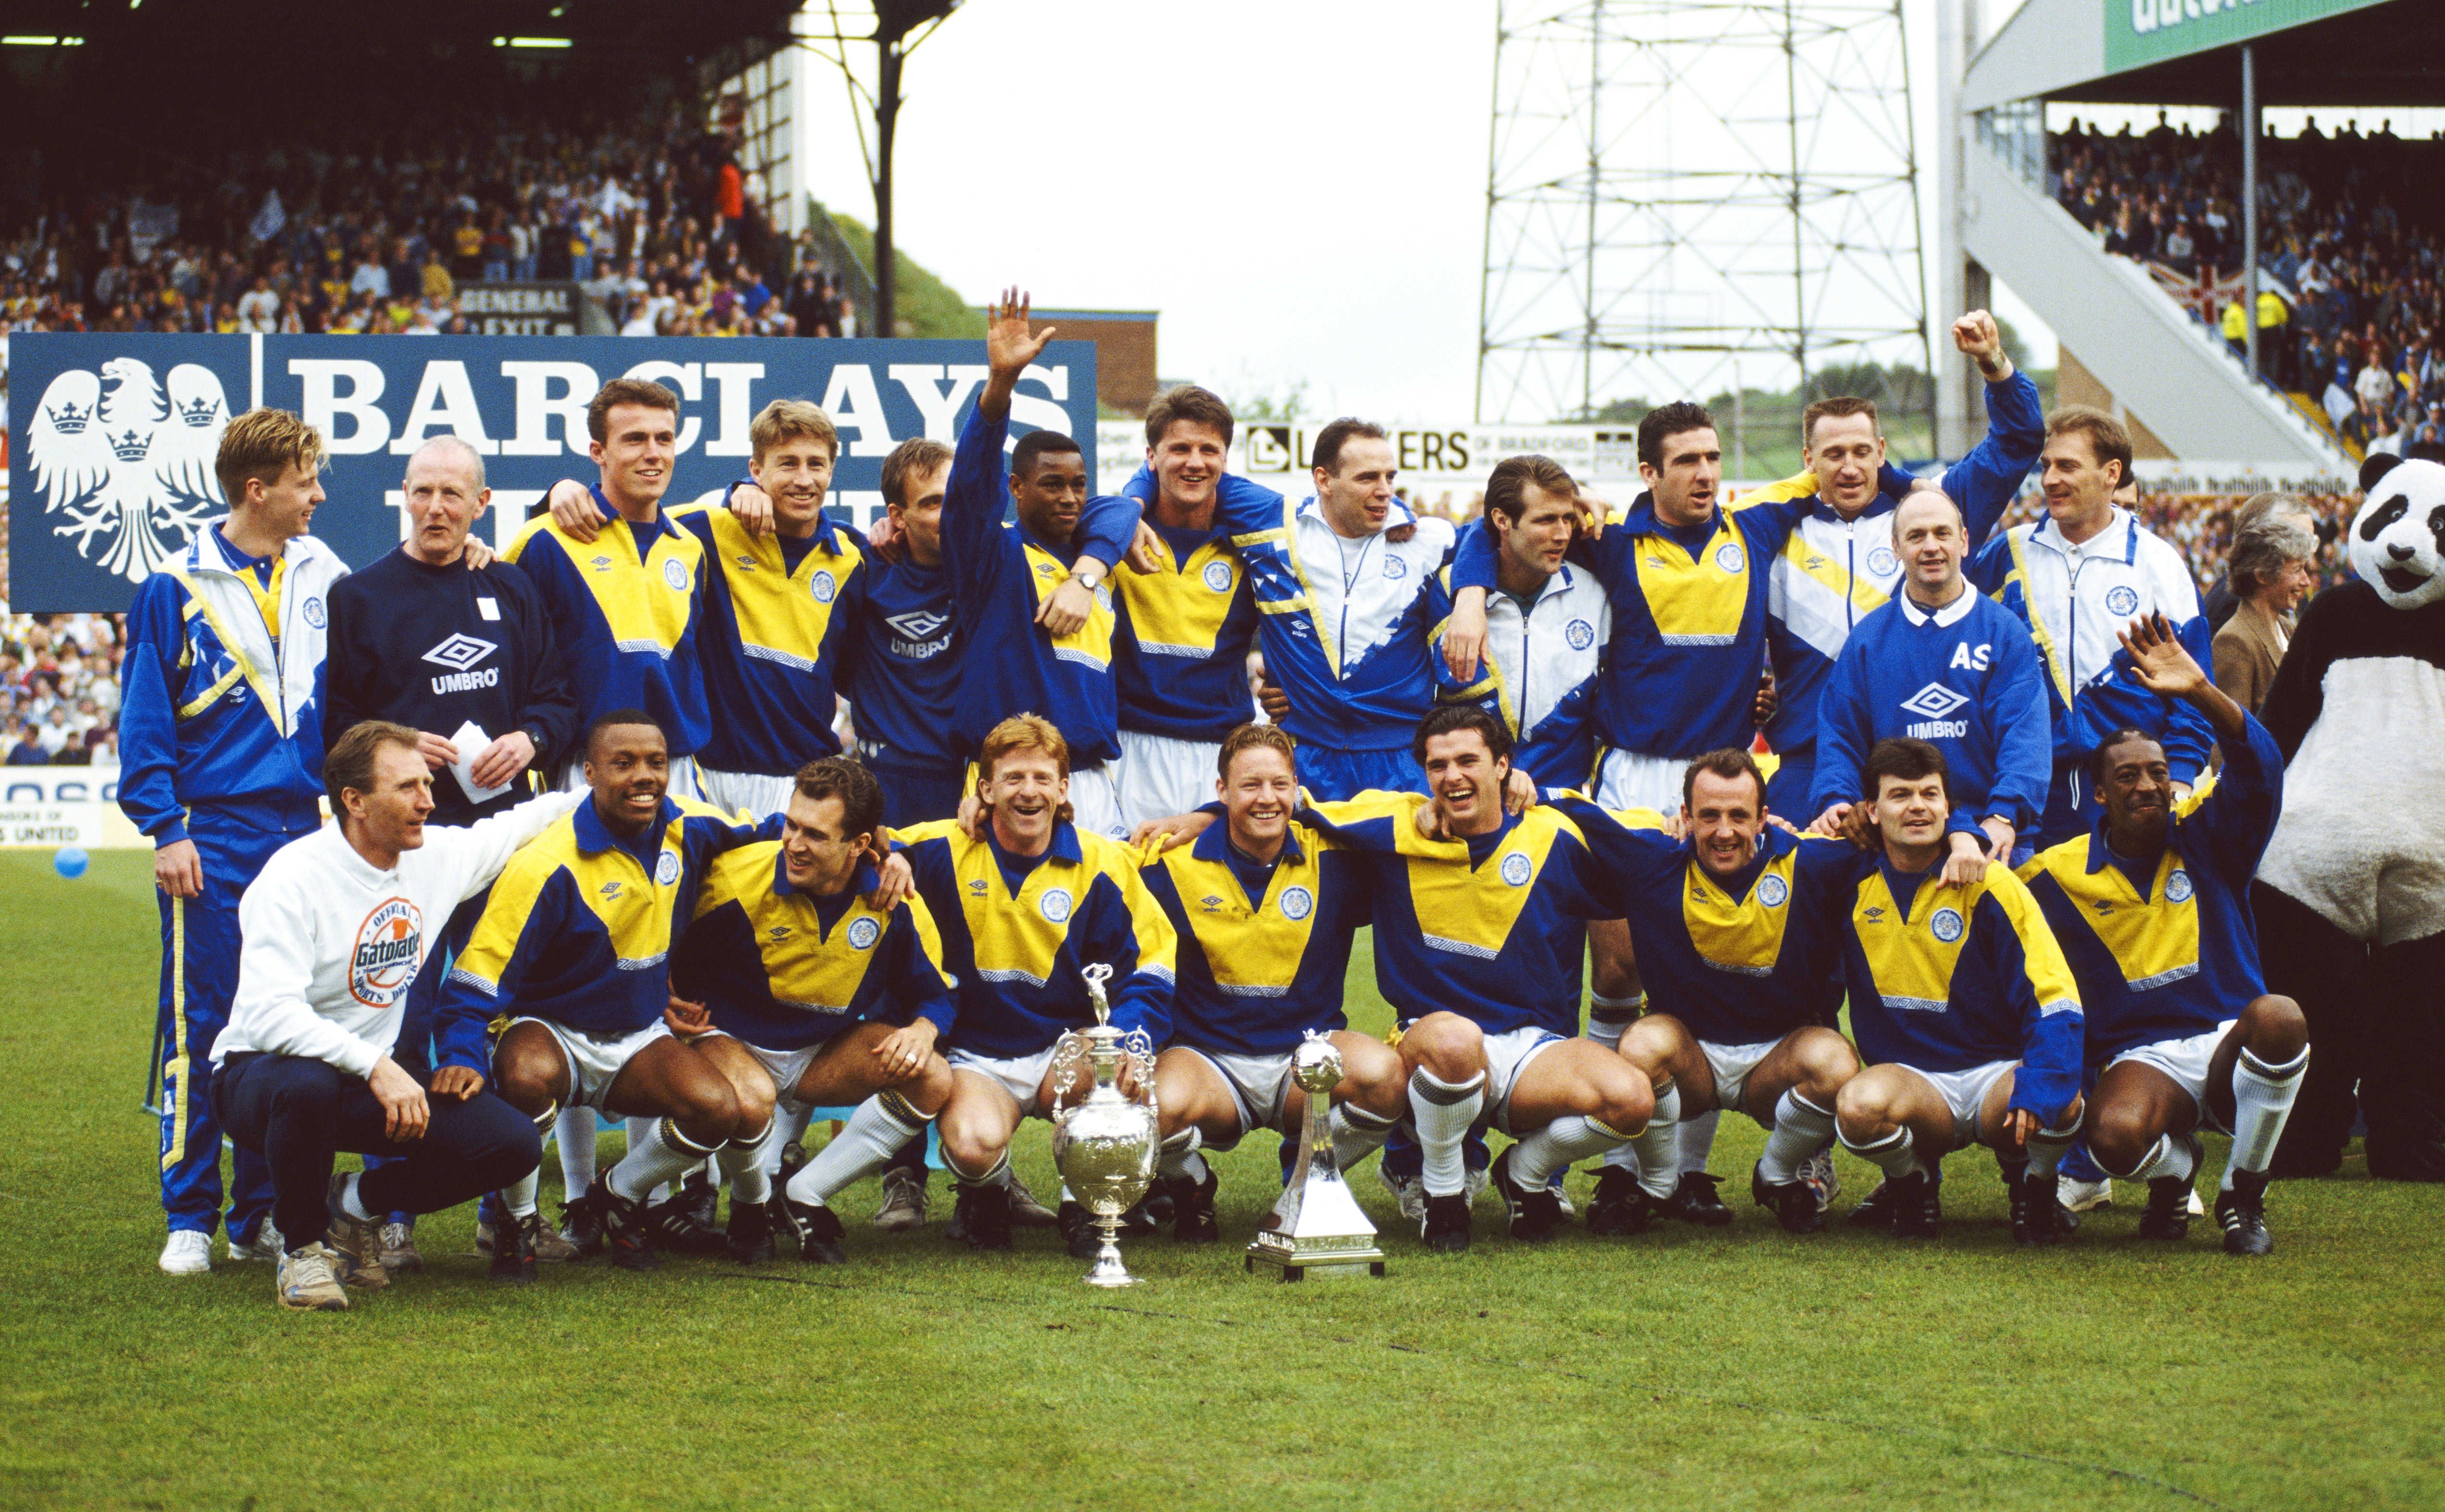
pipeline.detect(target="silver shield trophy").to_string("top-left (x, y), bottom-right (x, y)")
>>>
top-left (1247, 1032), bottom-right (1387, 1281)
top-left (1049, 963), bottom-right (1160, 1288)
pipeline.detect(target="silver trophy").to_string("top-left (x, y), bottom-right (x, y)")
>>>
top-left (1247, 1032), bottom-right (1387, 1281)
top-left (1049, 963), bottom-right (1160, 1288)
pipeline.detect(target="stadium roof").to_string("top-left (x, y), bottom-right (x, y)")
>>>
top-left (1964, 0), bottom-right (2445, 113)
top-left (0, 0), bottom-right (798, 99)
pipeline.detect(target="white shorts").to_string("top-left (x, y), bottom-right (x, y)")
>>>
top-left (561, 753), bottom-right (702, 802)
top-left (733, 1039), bottom-right (827, 1114)
top-left (1066, 761), bottom-right (1128, 841)
top-left (1177, 1047), bottom-right (1297, 1142)
top-left (1898, 1058), bottom-right (2019, 1147)
top-left (1699, 1036), bottom-right (1785, 1121)
top-left (2109, 1020), bottom-right (2239, 1136)
top-left (696, 768), bottom-right (796, 818)
top-left (948, 1045), bottom-right (1064, 1118)
top-left (1484, 1024), bottom-right (1567, 1135)
top-left (518, 1017), bottom-right (674, 1111)
top-left (1114, 729), bottom-right (1222, 829)
top-left (1594, 748), bottom-right (1685, 814)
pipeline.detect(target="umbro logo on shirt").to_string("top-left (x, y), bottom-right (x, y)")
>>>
top-left (886, 609), bottom-right (953, 659)
top-left (1898, 682), bottom-right (1970, 739)
top-left (423, 633), bottom-right (501, 694)
top-left (768, 925), bottom-right (793, 941)
top-left (599, 880), bottom-right (623, 901)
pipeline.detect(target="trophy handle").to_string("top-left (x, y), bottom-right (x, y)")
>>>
top-left (1120, 1028), bottom-right (1158, 1119)
top-left (1048, 1030), bottom-right (1090, 1119)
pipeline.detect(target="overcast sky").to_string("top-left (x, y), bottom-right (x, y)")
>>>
top-left (786, 0), bottom-right (2432, 427)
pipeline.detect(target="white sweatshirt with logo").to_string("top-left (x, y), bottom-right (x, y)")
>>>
top-left (214, 791), bottom-right (582, 1077)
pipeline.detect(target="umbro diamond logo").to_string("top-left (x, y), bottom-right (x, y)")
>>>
top-left (421, 633), bottom-right (498, 672)
top-left (1898, 682), bottom-right (1968, 720)
top-left (886, 610), bottom-right (951, 640)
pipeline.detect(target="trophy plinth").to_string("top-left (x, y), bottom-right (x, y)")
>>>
top-left (1247, 1033), bottom-right (1387, 1282)
top-left (1050, 964), bottom-right (1159, 1288)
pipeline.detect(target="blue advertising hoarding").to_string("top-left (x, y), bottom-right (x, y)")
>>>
top-left (7, 334), bottom-right (1097, 612)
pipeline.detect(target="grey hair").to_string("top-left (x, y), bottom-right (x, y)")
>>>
top-left (2234, 490), bottom-right (2311, 533)
top-left (404, 434), bottom-right (487, 494)
top-left (2229, 515), bottom-right (2319, 593)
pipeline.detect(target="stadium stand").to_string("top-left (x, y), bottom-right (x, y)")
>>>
top-left (2050, 115), bottom-right (2445, 457)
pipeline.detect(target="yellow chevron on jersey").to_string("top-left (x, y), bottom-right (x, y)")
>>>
top-left (697, 842), bottom-right (954, 1012)
top-left (691, 505), bottom-right (863, 672)
top-left (1780, 529), bottom-right (1891, 615)
top-left (509, 512), bottom-right (704, 659)
top-left (1634, 516), bottom-right (1749, 647)
top-left (896, 819), bottom-right (1131, 990)
top-left (167, 570), bottom-right (282, 730)
top-left (1116, 534), bottom-right (1243, 659)
top-left (459, 796), bottom-right (733, 987)
top-left (1851, 866), bottom-right (1983, 1013)
top-left (2018, 838), bottom-right (2202, 992)
top-left (1156, 830), bottom-right (1329, 997)
top-left (1684, 847), bottom-right (1802, 977)
top-left (1362, 791), bottom-right (1584, 961)
top-left (1022, 543), bottom-right (1116, 672)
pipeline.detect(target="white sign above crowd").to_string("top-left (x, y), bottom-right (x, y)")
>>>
top-left (1096, 420), bottom-right (1645, 502)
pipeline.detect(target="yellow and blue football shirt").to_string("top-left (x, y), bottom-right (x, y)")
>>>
top-left (1140, 818), bottom-right (1371, 1057)
top-left (1839, 854), bottom-right (2085, 1121)
top-left (674, 846), bottom-right (955, 1051)
top-left (432, 793), bottom-right (766, 1065)
top-left (1112, 520), bottom-right (1260, 743)
top-left (894, 818), bottom-right (1175, 1056)
top-left (675, 498), bottom-right (866, 777)
top-left (2018, 711), bottom-right (2283, 1063)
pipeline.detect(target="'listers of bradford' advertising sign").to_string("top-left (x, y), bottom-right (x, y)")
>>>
top-left (7, 334), bottom-right (1098, 613)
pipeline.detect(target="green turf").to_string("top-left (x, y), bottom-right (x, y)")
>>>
top-left (1, 850), bottom-right (2438, 1511)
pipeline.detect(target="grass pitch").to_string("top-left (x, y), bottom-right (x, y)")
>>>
top-left (0, 850), bottom-right (2439, 1511)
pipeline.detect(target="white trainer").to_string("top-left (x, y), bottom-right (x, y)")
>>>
top-left (225, 1223), bottom-right (284, 1263)
top-left (2058, 1175), bottom-right (2115, 1212)
top-left (276, 1243), bottom-right (350, 1311)
top-left (160, 1230), bottom-right (213, 1275)
top-left (1376, 1164), bottom-right (1427, 1224)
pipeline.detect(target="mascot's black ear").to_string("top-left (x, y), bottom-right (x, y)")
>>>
top-left (2361, 452), bottom-right (2406, 491)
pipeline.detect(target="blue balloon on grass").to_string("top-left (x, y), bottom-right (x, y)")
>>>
top-left (54, 846), bottom-right (88, 880)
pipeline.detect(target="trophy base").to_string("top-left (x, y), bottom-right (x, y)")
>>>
top-left (1082, 1237), bottom-right (1142, 1289)
top-left (1244, 1235), bottom-right (1388, 1282)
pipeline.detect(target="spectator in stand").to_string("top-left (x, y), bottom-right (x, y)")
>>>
top-left (2212, 513), bottom-right (2319, 714)
top-left (7, 722), bottom-right (46, 766)
top-left (2202, 492), bottom-right (2322, 632)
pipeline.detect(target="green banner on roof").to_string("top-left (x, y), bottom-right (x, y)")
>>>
top-left (2106, 0), bottom-right (2392, 74)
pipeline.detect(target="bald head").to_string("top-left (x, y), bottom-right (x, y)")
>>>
top-left (1892, 488), bottom-right (1970, 607)
top-left (401, 434), bottom-right (492, 565)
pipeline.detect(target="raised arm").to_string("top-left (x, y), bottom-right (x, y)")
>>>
top-left (1944, 310), bottom-right (2046, 547)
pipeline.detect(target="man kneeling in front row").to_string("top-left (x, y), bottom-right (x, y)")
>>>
top-left (213, 721), bottom-right (579, 1309)
top-left (667, 756), bottom-right (959, 1264)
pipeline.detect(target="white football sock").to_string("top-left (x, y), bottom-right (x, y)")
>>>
top-left (503, 1168), bottom-right (540, 1220)
top-left (1841, 1124), bottom-right (1926, 1181)
top-left (554, 1106), bottom-right (597, 1195)
top-left (1328, 1104), bottom-right (1397, 1172)
top-left (1509, 1115), bottom-right (1633, 1190)
top-left (1758, 1089), bottom-right (1838, 1184)
top-left (608, 1116), bottom-right (722, 1203)
top-left (1585, 993), bottom-right (1643, 1052)
top-left (2023, 1109), bottom-right (2082, 1180)
top-left (1627, 1082), bottom-right (1682, 1199)
top-left (1677, 1108), bottom-right (1721, 1174)
top-left (2128, 1132), bottom-right (2197, 1184)
top-left (786, 1093), bottom-right (928, 1208)
top-left (1408, 1066), bottom-right (1486, 1198)
top-left (719, 1116), bottom-right (778, 1206)
top-left (949, 1147), bottom-right (1011, 1189)
top-left (1158, 1128), bottom-right (1209, 1184)
top-left (337, 1171), bottom-right (372, 1223)
top-left (2225, 1046), bottom-right (2308, 1189)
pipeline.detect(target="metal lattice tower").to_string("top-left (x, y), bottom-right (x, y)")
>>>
top-left (1476, 0), bottom-right (1931, 439)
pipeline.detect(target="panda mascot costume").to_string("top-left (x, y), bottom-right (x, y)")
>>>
top-left (2252, 451), bottom-right (2445, 1181)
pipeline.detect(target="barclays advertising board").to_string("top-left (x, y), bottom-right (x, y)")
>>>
top-left (7, 333), bottom-right (1098, 613)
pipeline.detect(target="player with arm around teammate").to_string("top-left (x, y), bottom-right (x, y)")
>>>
top-left (1832, 738), bottom-right (2088, 1245)
top-left (1138, 724), bottom-right (1405, 1241)
top-left (893, 714), bottom-right (1177, 1254)
top-left (2018, 616), bottom-right (2307, 1254)
top-left (429, 712), bottom-right (771, 1277)
top-left (1548, 750), bottom-right (1986, 1233)
top-left (664, 756), bottom-right (958, 1265)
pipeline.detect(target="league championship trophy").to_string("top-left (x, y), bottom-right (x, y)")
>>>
top-left (1246, 1032), bottom-right (1387, 1281)
top-left (1049, 963), bottom-right (1160, 1288)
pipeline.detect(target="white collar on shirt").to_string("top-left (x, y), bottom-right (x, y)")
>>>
top-left (1896, 581), bottom-right (1978, 627)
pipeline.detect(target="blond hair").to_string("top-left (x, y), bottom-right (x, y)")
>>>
top-left (748, 399), bottom-right (840, 467)
top-left (977, 713), bottom-right (1073, 825)
top-left (214, 408), bottom-right (325, 505)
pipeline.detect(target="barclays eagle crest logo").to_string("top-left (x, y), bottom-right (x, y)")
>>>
top-left (28, 358), bottom-right (231, 582)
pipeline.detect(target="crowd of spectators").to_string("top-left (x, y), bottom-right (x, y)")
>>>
top-left (0, 91), bottom-right (862, 343)
top-left (2051, 114), bottom-right (2445, 452)
top-left (0, 613), bottom-right (124, 768)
